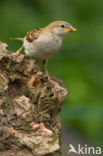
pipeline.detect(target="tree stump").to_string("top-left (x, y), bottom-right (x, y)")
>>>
top-left (0, 42), bottom-right (67, 156)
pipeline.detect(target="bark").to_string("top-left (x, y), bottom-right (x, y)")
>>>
top-left (0, 42), bottom-right (68, 156)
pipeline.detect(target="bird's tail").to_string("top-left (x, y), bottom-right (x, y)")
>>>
top-left (10, 38), bottom-right (24, 42)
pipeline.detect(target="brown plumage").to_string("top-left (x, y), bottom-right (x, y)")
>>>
top-left (26, 28), bottom-right (42, 42)
top-left (10, 38), bottom-right (24, 41)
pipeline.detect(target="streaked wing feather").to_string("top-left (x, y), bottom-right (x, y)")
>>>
top-left (26, 28), bottom-right (43, 42)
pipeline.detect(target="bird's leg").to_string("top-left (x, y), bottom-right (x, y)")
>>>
top-left (11, 46), bottom-right (24, 56)
top-left (42, 60), bottom-right (51, 81)
top-left (43, 60), bottom-right (48, 75)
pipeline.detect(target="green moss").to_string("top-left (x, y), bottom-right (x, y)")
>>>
top-left (9, 74), bottom-right (21, 82)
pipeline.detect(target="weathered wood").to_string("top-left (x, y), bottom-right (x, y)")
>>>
top-left (0, 42), bottom-right (67, 156)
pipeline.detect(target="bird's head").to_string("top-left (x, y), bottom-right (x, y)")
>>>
top-left (44, 21), bottom-right (76, 38)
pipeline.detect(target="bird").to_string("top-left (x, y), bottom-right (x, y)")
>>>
top-left (11, 21), bottom-right (76, 86)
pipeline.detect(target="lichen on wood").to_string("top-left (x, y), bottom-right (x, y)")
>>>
top-left (0, 42), bottom-right (67, 156)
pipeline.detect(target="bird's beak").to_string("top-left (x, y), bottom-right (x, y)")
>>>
top-left (64, 27), bottom-right (76, 32)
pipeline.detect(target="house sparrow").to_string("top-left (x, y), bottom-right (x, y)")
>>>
top-left (11, 21), bottom-right (76, 86)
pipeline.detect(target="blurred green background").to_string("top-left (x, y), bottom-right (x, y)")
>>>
top-left (0, 0), bottom-right (103, 151)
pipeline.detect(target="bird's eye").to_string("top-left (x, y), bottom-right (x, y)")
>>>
top-left (60, 24), bottom-right (65, 28)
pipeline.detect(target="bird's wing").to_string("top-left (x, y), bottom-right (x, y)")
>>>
top-left (10, 28), bottom-right (43, 42)
top-left (26, 28), bottom-right (43, 42)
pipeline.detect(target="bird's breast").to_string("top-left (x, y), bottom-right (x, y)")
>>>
top-left (24, 33), bottom-right (62, 60)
